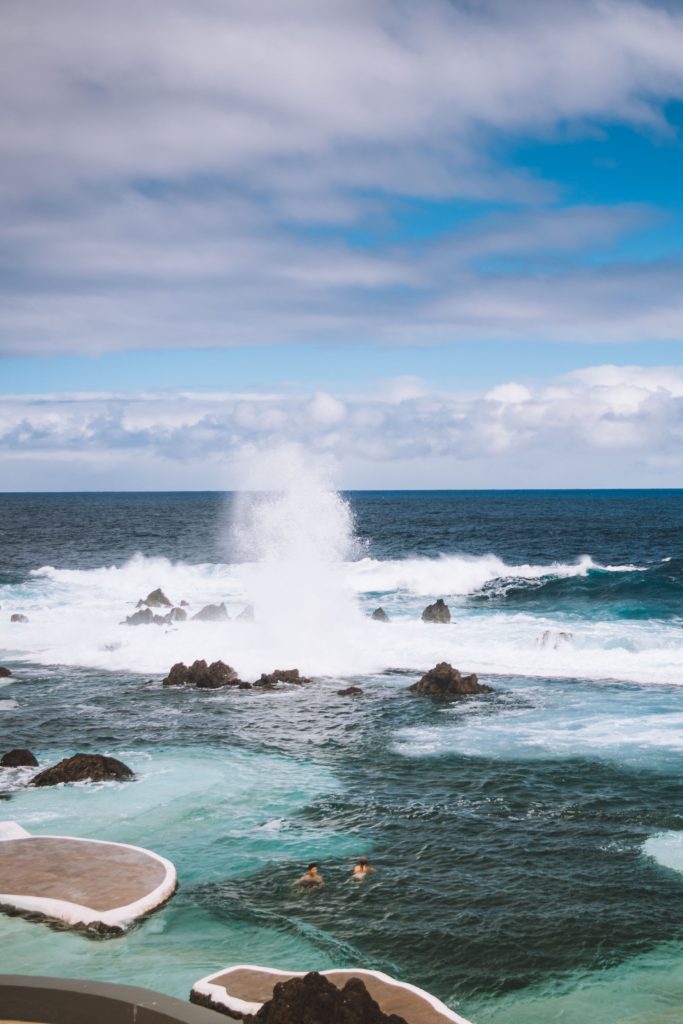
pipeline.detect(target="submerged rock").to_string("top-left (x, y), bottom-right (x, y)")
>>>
top-left (409, 661), bottom-right (492, 698)
top-left (0, 666), bottom-right (12, 677)
top-left (338, 685), bottom-right (364, 697)
top-left (192, 602), bottom-right (229, 622)
top-left (254, 669), bottom-right (310, 688)
top-left (141, 588), bottom-right (172, 608)
top-left (537, 629), bottom-right (573, 649)
top-left (421, 599), bottom-right (451, 624)
top-left (243, 971), bottom-right (407, 1024)
top-left (370, 608), bottom-right (390, 622)
top-left (162, 659), bottom-right (241, 688)
top-left (10, 614), bottom-right (29, 624)
top-left (31, 753), bottom-right (134, 786)
top-left (1, 748), bottom-right (38, 768)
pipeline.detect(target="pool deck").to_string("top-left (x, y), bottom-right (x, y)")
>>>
top-left (191, 964), bottom-right (473, 1024)
top-left (0, 821), bottom-right (176, 934)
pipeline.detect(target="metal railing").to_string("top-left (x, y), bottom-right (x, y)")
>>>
top-left (0, 975), bottom-right (223, 1023)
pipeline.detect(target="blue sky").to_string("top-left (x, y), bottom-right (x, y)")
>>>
top-left (1, 0), bottom-right (682, 489)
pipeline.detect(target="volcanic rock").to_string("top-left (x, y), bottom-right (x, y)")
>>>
top-left (0, 666), bottom-right (12, 677)
top-left (421, 599), bottom-right (451, 624)
top-left (254, 669), bottom-right (310, 688)
top-left (142, 588), bottom-right (172, 607)
top-left (10, 614), bottom-right (29, 624)
top-left (125, 607), bottom-right (156, 626)
top-left (370, 608), bottom-right (390, 622)
top-left (242, 971), bottom-right (407, 1024)
top-left (162, 659), bottom-right (241, 688)
top-left (192, 602), bottom-right (229, 622)
top-left (1, 748), bottom-right (38, 768)
top-left (31, 753), bottom-right (134, 786)
top-left (338, 685), bottom-right (364, 697)
top-left (163, 662), bottom-right (190, 686)
top-left (410, 661), bottom-right (492, 698)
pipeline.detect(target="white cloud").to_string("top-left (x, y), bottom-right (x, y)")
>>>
top-left (309, 391), bottom-right (347, 425)
top-left (0, 365), bottom-right (681, 487)
top-left (2, 2), bottom-right (683, 353)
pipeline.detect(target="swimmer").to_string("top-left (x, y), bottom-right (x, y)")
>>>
top-left (293, 863), bottom-right (324, 888)
top-left (352, 856), bottom-right (374, 880)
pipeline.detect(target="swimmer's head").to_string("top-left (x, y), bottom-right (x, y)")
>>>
top-left (359, 857), bottom-right (368, 866)
top-left (307, 863), bottom-right (318, 874)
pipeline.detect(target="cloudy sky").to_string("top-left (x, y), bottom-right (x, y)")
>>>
top-left (2, 0), bottom-right (683, 489)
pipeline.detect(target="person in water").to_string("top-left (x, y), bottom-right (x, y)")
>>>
top-left (352, 856), bottom-right (374, 879)
top-left (293, 863), bottom-right (324, 888)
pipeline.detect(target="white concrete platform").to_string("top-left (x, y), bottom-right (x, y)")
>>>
top-left (191, 964), bottom-right (473, 1024)
top-left (0, 820), bottom-right (176, 934)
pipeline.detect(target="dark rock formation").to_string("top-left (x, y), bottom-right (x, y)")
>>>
top-left (125, 607), bottom-right (156, 626)
top-left (410, 661), bottom-right (492, 698)
top-left (237, 604), bottom-right (255, 622)
top-left (10, 614), bottom-right (29, 624)
top-left (163, 662), bottom-right (191, 686)
top-left (421, 599), bottom-right (451, 624)
top-left (254, 669), bottom-right (310, 688)
top-left (141, 588), bottom-right (172, 607)
top-left (192, 602), bottom-right (229, 622)
top-left (180, 600), bottom-right (189, 607)
top-left (242, 971), bottom-right (407, 1024)
top-left (0, 666), bottom-right (12, 677)
top-left (1, 748), bottom-right (38, 768)
top-left (162, 659), bottom-right (241, 688)
top-left (338, 685), bottom-right (364, 696)
top-left (370, 608), bottom-right (390, 622)
top-left (31, 753), bottom-right (134, 786)
top-left (168, 607), bottom-right (187, 623)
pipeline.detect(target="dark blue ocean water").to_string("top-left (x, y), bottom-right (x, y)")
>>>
top-left (1, 490), bottom-right (682, 1023)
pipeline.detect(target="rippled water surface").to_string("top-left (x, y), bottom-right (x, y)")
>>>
top-left (1, 490), bottom-right (682, 1023)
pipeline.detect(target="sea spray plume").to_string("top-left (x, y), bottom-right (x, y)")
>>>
top-left (229, 446), bottom-right (365, 673)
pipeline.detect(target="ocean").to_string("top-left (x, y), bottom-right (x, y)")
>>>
top-left (1, 487), bottom-right (682, 1023)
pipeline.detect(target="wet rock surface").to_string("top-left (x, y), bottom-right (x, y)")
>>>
top-left (31, 753), bottom-right (134, 786)
top-left (254, 669), bottom-right (310, 688)
top-left (409, 661), bottom-right (492, 697)
top-left (0, 666), bottom-right (12, 677)
top-left (138, 587), bottom-right (172, 607)
top-left (10, 614), bottom-right (29, 624)
top-left (1, 748), bottom-right (38, 768)
top-left (163, 659), bottom-right (242, 688)
top-left (192, 602), bottom-right (229, 622)
top-left (421, 599), bottom-right (451, 623)
top-left (125, 607), bottom-right (157, 626)
top-left (370, 608), bottom-right (390, 622)
top-left (338, 685), bottom-right (364, 696)
top-left (242, 972), bottom-right (407, 1024)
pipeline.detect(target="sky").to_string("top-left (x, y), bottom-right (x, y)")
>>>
top-left (1, 0), bottom-right (683, 490)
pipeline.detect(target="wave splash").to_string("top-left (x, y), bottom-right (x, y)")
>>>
top-left (0, 462), bottom-right (680, 683)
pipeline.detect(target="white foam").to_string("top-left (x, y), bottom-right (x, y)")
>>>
top-left (0, 458), bottom-right (677, 685)
top-left (396, 701), bottom-right (683, 762)
top-left (346, 552), bottom-right (639, 598)
top-left (643, 831), bottom-right (683, 875)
